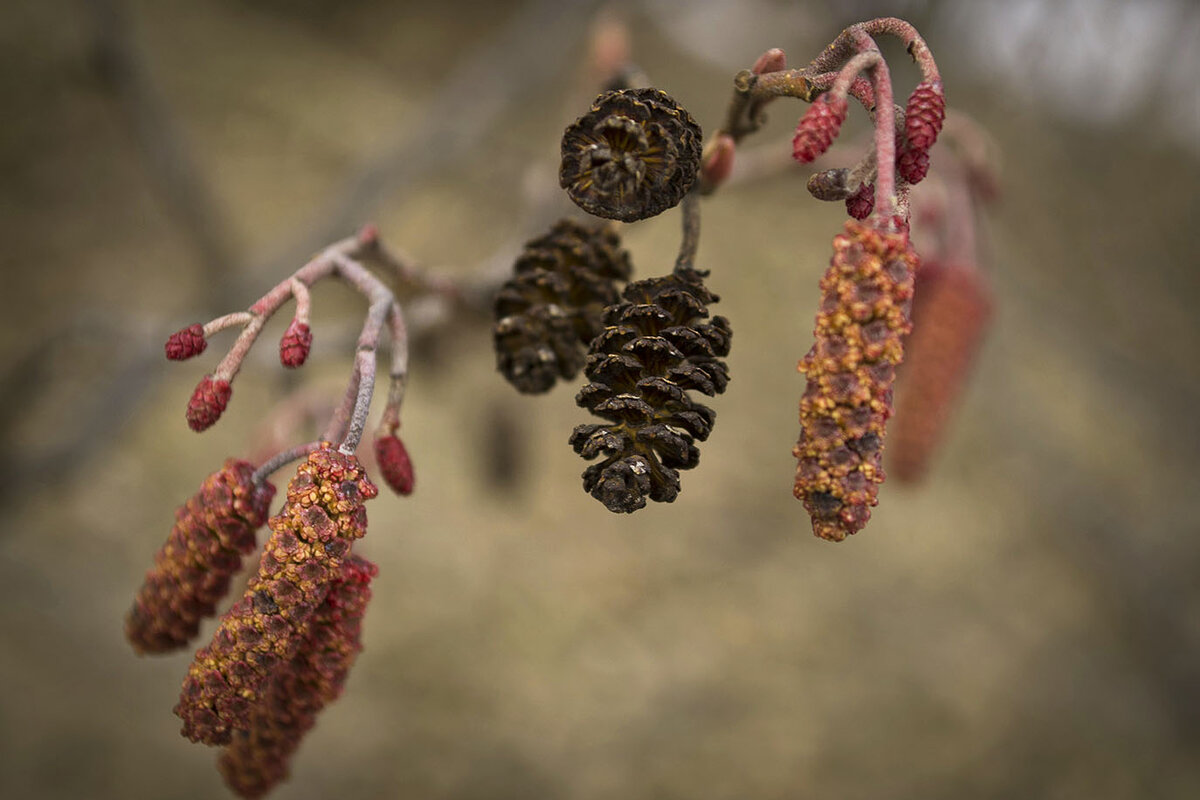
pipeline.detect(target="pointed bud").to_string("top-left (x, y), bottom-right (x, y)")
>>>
top-left (845, 183), bottom-right (875, 220)
top-left (166, 324), bottom-right (207, 361)
top-left (792, 95), bottom-right (848, 164)
top-left (187, 375), bottom-right (232, 432)
top-left (279, 319), bottom-right (312, 368)
top-left (904, 80), bottom-right (945, 152)
top-left (898, 147), bottom-right (930, 184)
top-left (807, 168), bottom-right (852, 201)
top-left (700, 134), bottom-right (736, 189)
top-left (751, 48), bottom-right (787, 75)
top-left (374, 433), bottom-right (414, 496)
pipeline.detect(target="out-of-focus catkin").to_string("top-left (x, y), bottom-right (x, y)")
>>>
top-left (793, 219), bottom-right (917, 541)
top-left (126, 460), bottom-right (275, 654)
top-left (218, 555), bottom-right (377, 799)
top-left (889, 262), bottom-right (992, 482)
top-left (175, 444), bottom-right (377, 745)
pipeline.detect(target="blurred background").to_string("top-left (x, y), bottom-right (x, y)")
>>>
top-left (2, 0), bottom-right (1198, 798)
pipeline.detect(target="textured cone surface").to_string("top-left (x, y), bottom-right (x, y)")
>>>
top-left (792, 95), bottom-right (848, 164)
top-left (187, 375), bottom-right (232, 431)
top-left (905, 80), bottom-right (946, 151)
top-left (279, 320), bottom-right (312, 368)
top-left (793, 219), bottom-right (917, 540)
top-left (126, 460), bottom-right (275, 654)
top-left (845, 184), bottom-right (875, 220)
top-left (494, 219), bottom-right (633, 393)
top-left (175, 444), bottom-right (377, 745)
top-left (166, 324), bottom-right (207, 360)
top-left (889, 262), bottom-right (992, 482)
top-left (218, 555), bottom-right (377, 799)
top-left (560, 88), bottom-right (702, 222)
top-left (571, 267), bottom-right (731, 513)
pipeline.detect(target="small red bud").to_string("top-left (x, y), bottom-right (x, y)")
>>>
top-left (165, 324), bottom-right (207, 361)
top-left (845, 183), bottom-right (875, 220)
top-left (751, 48), bottom-right (787, 75)
top-left (374, 434), bottom-right (414, 496)
top-left (898, 147), bottom-right (931, 184)
top-left (700, 134), bottom-right (735, 188)
top-left (904, 80), bottom-right (945, 152)
top-left (187, 375), bottom-right (232, 432)
top-left (792, 96), bottom-right (848, 164)
top-left (279, 319), bottom-right (313, 368)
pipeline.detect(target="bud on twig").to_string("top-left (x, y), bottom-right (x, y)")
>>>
top-left (898, 147), bottom-right (930, 184)
top-left (374, 433), bottom-right (414, 496)
top-left (166, 324), bottom-right (207, 360)
top-left (187, 375), bottom-right (233, 432)
top-left (278, 320), bottom-right (313, 368)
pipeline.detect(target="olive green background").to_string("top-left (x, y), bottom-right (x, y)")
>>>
top-left (2, 1), bottom-right (1198, 798)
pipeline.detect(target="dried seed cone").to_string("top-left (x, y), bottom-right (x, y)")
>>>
top-left (889, 262), bottom-right (993, 483)
top-left (792, 95), bottom-right (849, 164)
top-left (570, 267), bottom-right (731, 513)
top-left (494, 219), bottom-right (633, 393)
top-left (793, 219), bottom-right (917, 541)
top-left (218, 555), bottom-right (377, 799)
top-left (904, 80), bottom-right (946, 152)
top-left (560, 88), bottom-right (702, 222)
top-left (175, 444), bottom-right (378, 745)
top-left (126, 460), bottom-right (275, 655)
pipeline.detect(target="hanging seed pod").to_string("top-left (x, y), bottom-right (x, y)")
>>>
top-left (889, 262), bottom-right (993, 482)
top-left (493, 219), bottom-right (633, 393)
top-left (175, 444), bottom-right (377, 746)
top-left (571, 267), bottom-right (731, 513)
top-left (793, 219), bottom-right (917, 541)
top-left (278, 320), bottom-right (312, 368)
top-left (126, 460), bottom-right (275, 655)
top-left (218, 555), bottom-right (377, 799)
top-left (560, 88), bottom-right (702, 222)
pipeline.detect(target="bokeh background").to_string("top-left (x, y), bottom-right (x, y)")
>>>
top-left (3, 0), bottom-right (1199, 798)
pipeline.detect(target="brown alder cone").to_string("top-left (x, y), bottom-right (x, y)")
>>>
top-left (793, 218), bottom-right (917, 541)
top-left (175, 444), bottom-right (377, 745)
top-left (559, 88), bottom-right (702, 222)
top-left (889, 262), bottom-right (993, 482)
top-left (493, 219), bottom-right (633, 393)
top-left (571, 267), bottom-right (731, 513)
top-left (125, 460), bottom-right (275, 654)
top-left (218, 555), bottom-right (377, 799)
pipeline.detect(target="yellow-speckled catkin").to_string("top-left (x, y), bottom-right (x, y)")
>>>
top-left (793, 219), bottom-right (917, 541)
top-left (175, 444), bottom-right (377, 745)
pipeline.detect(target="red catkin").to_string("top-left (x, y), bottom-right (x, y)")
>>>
top-left (889, 262), bottom-right (993, 482)
top-left (793, 218), bottom-right (918, 541)
top-left (187, 375), bottom-right (232, 432)
top-left (279, 319), bottom-right (313, 368)
top-left (125, 460), bottom-right (275, 654)
top-left (792, 95), bottom-right (849, 164)
top-left (218, 555), bottom-right (377, 799)
top-left (845, 183), bottom-right (875, 220)
top-left (898, 147), bottom-right (930, 184)
top-left (175, 445), bottom-right (377, 745)
top-left (374, 433), bottom-right (415, 496)
top-left (166, 324), bottom-right (207, 361)
top-left (904, 80), bottom-right (946, 152)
